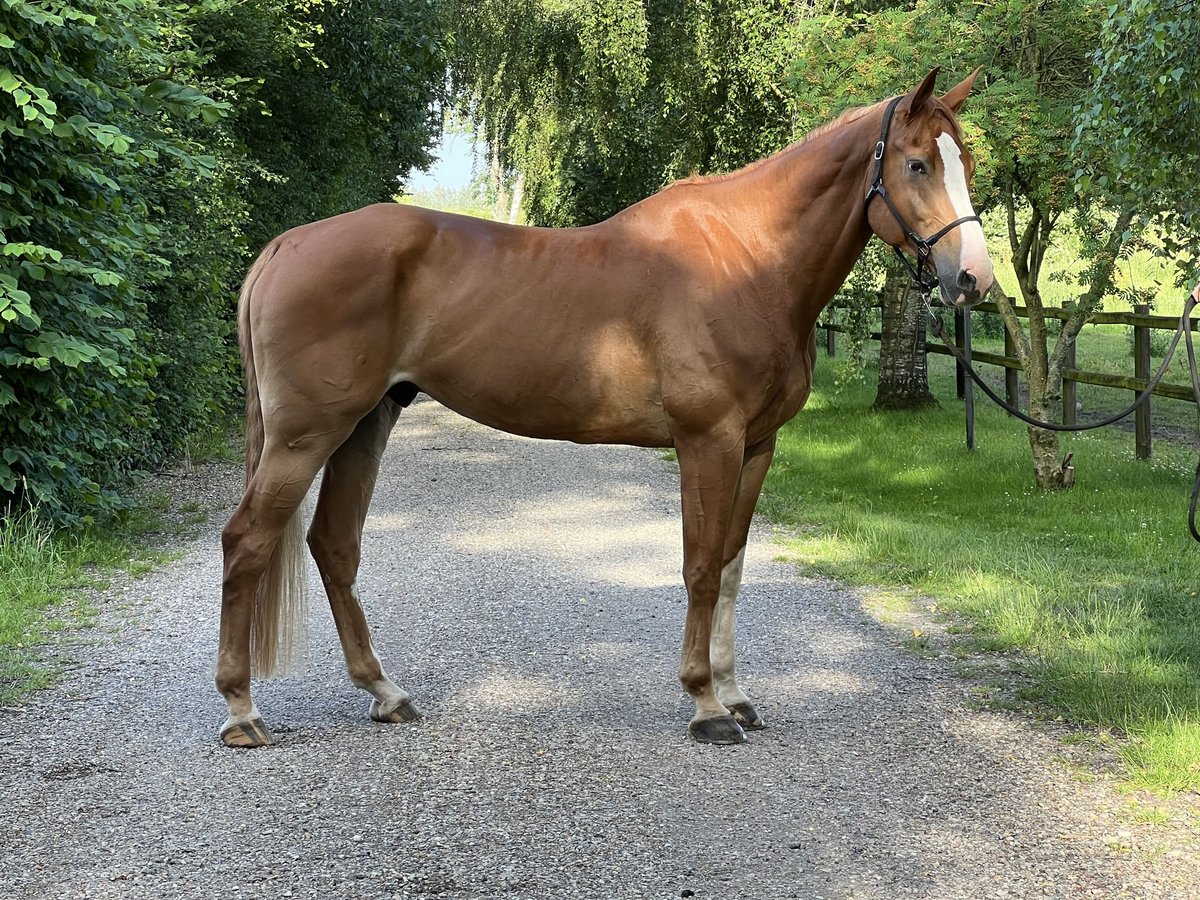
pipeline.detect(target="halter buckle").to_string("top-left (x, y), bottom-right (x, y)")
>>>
top-left (873, 140), bottom-right (885, 161)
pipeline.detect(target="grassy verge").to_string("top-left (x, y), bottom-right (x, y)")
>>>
top-left (0, 496), bottom-right (190, 705)
top-left (761, 352), bottom-right (1200, 794)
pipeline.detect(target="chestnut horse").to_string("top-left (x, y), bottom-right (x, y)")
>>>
top-left (217, 68), bottom-right (994, 747)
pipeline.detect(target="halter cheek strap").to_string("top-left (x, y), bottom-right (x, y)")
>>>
top-left (864, 96), bottom-right (982, 297)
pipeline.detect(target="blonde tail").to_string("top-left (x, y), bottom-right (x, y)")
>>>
top-left (239, 245), bottom-right (309, 679)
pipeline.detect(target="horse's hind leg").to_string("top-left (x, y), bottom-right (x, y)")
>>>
top-left (218, 440), bottom-right (341, 747)
top-left (710, 433), bottom-right (776, 731)
top-left (307, 397), bottom-right (421, 725)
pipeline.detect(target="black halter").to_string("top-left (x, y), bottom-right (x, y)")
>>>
top-left (864, 96), bottom-right (982, 298)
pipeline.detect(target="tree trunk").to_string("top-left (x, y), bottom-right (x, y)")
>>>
top-left (507, 169), bottom-right (525, 224)
top-left (490, 144), bottom-right (509, 221)
top-left (1002, 194), bottom-right (1134, 491)
top-left (1025, 370), bottom-right (1070, 489)
top-left (873, 262), bottom-right (938, 410)
top-left (1003, 190), bottom-right (1074, 491)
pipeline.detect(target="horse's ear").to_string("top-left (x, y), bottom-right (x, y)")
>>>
top-left (902, 67), bottom-right (941, 122)
top-left (940, 65), bottom-right (983, 114)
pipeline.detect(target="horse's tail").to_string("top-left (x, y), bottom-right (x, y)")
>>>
top-left (239, 244), bottom-right (309, 679)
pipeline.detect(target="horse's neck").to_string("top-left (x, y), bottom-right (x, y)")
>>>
top-left (726, 115), bottom-right (878, 332)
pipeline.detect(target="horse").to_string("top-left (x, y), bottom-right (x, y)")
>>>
top-left (216, 67), bottom-right (995, 748)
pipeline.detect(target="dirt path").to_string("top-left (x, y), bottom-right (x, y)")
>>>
top-left (1, 396), bottom-right (1196, 899)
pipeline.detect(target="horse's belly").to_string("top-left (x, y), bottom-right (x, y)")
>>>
top-left (405, 324), bottom-right (672, 447)
top-left (421, 377), bottom-right (671, 447)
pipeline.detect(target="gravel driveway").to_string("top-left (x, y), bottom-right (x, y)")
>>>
top-left (2, 396), bottom-right (1197, 899)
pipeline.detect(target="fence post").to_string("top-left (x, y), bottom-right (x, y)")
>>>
top-left (1063, 340), bottom-right (1077, 426)
top-left (1004, 326), bottom-right (1019, 408)
top-left (1133, 303), bottom-right (1152, 459)
top-left (954, 309), bottom-right (966, 400)
top-left (825, 307), bottom-right (836, 357)
top-left (958, 308), bottom-right (975, 450)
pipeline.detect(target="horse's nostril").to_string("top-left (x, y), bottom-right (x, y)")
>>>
top-left (957, 270), bottom-right (977, 294)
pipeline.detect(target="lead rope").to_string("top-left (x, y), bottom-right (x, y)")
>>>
top-left (1185, 305), bottom-right (1200, 541)
top-left (921, 292), bottom-right (1200, 542)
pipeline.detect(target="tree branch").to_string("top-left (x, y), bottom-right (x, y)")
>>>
top-left (990, 280), bottom-right (1032, 365)
top-left (1049, 206), bottom-right (1137, 372)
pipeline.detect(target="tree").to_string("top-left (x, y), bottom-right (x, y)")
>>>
top-left (0, 0), bottom-right (227, 519)
top-left (1073, 0), bottom-right (1200, 284)
top-left (974, 0), bottom-right (1158, 488)
top-left (0, 0), bottom-right (449, 522)
top-left (873, 262), bottom-right (938, 410)
top-left (188, 0), bottom-right (447, 247)
top-left (449, 0), bottom-right (799, 227)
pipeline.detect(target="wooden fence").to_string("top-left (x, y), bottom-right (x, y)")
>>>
top-left (818, 300), bottom-right (1199, 457)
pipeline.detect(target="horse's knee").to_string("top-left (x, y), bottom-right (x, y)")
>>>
top-left (683, 557), bottom-right (720, 587)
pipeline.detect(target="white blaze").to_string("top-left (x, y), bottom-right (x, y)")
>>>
top-left (935, 131), bottom-right (992, 292)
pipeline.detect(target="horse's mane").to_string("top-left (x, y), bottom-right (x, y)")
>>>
top-left (664, 99), bottom-right (889, 191)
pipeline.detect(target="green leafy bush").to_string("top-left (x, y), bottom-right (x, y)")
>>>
top-left (0, 0), bottom-right (225, 521)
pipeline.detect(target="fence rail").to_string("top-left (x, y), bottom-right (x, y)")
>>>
top-left (818, 300), bottom-right (1199, 457)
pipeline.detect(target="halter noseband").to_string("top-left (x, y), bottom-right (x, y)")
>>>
top-left (864, 96), bottom-right (982, 298)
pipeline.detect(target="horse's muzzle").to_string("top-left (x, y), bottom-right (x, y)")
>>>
top-left (940, 267), bottom-right (991, 308)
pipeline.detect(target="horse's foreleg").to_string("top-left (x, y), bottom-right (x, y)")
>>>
top-left (675, 430), bottom-right (747, 744)
top-left (710, 433), bottom-right (777, 731)
top-left (307, 398), bottom-right (421, 726)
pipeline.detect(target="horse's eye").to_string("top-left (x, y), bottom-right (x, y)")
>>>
top-left (907, 159), bottom-right (927, 176)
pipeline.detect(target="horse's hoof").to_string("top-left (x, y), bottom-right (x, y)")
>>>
top-left (727, 701), bottom-right (765, 730)
top-left (690, 714), bottom-right (747, 745)
top-left (220, 715), bottom-right (274, 748)
top-left (370, 697), bottom-right (422, 724)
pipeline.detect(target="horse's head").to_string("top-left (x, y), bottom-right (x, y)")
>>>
top-left (864, 67), bottom-right (994, 307)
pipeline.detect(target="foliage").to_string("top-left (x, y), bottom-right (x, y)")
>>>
top-left (449, 0), bottom-right (799, 226)
top-left (1073, 0), bottom-right (1200, 287)
top-left (0, 0), bottom-right (227, 521)
top-left (450, 0), bottom-right (655, 225)
top-left (194, 0), bottom-right (447, 247)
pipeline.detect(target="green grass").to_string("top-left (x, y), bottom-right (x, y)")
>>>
top-left (762, 352), bottom-right (1200, 793)
top-left (0, 503), bottom-right (174, 705)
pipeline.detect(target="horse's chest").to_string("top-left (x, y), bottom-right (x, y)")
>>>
top-left (744, 349), bottom-right (814, 441)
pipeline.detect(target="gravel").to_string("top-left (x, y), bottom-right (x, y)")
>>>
top-left (1, 395), bottom-right (1197, 899)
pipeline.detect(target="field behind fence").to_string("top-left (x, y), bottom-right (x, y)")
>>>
top-left (819, 298), bottom-right (1200, 457)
